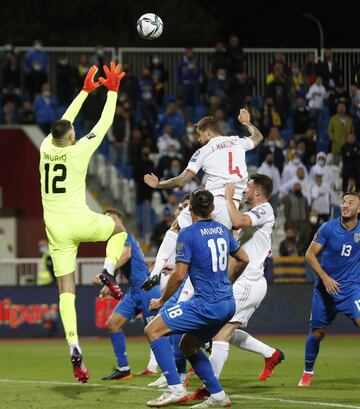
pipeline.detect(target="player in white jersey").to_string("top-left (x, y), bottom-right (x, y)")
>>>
top-left (143, 109), bottom-right (264, 283)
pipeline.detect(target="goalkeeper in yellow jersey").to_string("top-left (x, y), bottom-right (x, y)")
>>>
top-left (39, 61), bottom-right (127, 383)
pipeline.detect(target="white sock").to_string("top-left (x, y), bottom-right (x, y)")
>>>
top-left (70, 342), bottom-right (81, 355)
top-left (168, 384), bottom-right (184, 393)
top-left (179, 373), bottom-right (186, 383)
top-left (211, 390), bottom-right (226, 401)
top-left (147, 349), bottom-right (158, 372)
top-left (150, 230), bottom-right (178, 277)
top-left (209, 341), bottom-right (229, 379)
top-left (118, 366), bottom-right (130, 371)
top-left (304, 370), bottom-right (314, 374)
top-left (230, 329), bottom-right (275, 358)
top-left (103, 260), bottom-right (115, 276)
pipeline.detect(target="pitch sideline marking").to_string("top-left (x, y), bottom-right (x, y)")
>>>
top-left (0, 379), bottom-right (360, 409)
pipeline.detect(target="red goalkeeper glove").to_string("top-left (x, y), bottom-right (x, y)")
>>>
top-left (82, 65), bottom-right (100, 93)
top-left (99, 61), bottom-right (126, 92)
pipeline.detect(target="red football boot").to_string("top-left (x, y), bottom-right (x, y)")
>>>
top-left (298, 372), bottom-right (313, 387)
top-left (71, 347), bottom-right (89, 383)
top-left (186, 387), bottom-right (210, 402)
top-left (99, 269), bottom-right (123, 300)
top-left (259, 349), bottom-right (285, 381)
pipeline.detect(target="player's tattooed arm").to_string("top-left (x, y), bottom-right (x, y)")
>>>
top-left (144, 170), bottom-right (195, 189)
top-left (237, 108), bottom-right (264, 147)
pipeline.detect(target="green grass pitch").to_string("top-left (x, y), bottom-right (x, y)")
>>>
top-left (1, 335), bottom-right (359, 409)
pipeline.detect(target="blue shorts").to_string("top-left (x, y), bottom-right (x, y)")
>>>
top-left (115, 285), bottom-right (161, 324)
top-left (161, 296), bottom-right (235, 343)
top-left (310, 283), bottom-right (360, 328)
top-left (160, 286), bottom-right (183, 313)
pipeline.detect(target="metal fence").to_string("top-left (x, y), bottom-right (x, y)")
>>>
top-left (1, 46), bottom-right (359, 97)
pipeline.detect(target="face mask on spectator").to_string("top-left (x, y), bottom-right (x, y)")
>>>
top-left (171, 166), bottom-right (180, 175)
top-left (152, 57), bottom-right (160, 65)
top-left (186, 126), bottom-right (194, 134)
top-left (43, 91), bottom-right (51, 97)
top-left (217, 74), bottom-right (226, 81)
top-left (39, 246), bottom-right (48, 254)
top-left (34, 64), bottom-right (42, 71)
top-left (142, 91), bottom-right (152, 101)
top-left (292, 68), bottom-right (299, 75)
top-left (34, 42), bottom-right (42, 50)
top-left (119, 94), bottom-right (127, 102)
top-left (318, 159), bottom-right (325, 166)
top-left (293, 157), bottom-right (301, 165)
top-left (97, 48), bottom-right (105, 57)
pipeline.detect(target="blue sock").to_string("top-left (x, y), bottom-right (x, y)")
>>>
top-left (150, 337), bottom-right (181, 386)
top-left (304, 332), bottom-right (324, 372)
top-left (187, 350), bottom-right (222, 394)
top-left (171, 334), bottom-right (186, 375)
top-left (110, 331), bottom-right (129, 368)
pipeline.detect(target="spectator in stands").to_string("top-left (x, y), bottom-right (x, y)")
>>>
top-left (230, 72), bottom-right (253, 114)
top-left (283, 182), bottom-right (311, 255)
top-left (20, 100), bottom-right (36, 124)
top-left (176, 47), bottom-right (202, 106)
top-left (108, 103), bottom-right (135, 167)
top-left (317, 48), bottom-right (342, 90)
top-left (149, 53), bottom-right (168, 84)
top-left (25, 58), bottom-right (48, 99)
top-left (24, 40), bottom-right (47, 75)
top-left (350, 83), bottom-right (360, 141)
top-left (174, 96), bottom-right (192, 123)
top-left (77, 54), bottom-right (90, 87)
top-left (152, 73), bottom-right (165, 107)
top-left (211, 41), bottom-right (231, 73)
top-left (328, 102), bottom-right (353, 165)
top-left (227, 35), bottom-right (246, 75)
top-left (128, 128), bottom-right (143, 165)
top-left (157, 144), bottom-right (183, 179)
top-left (279, 224), bottom-right (299, 256)
top-left (150, 206), bottom-right (173, 250)
top-left (344, 176), bottom-right (357, 193)
top-left (351, 63), bottom-right (360, 88)
top-left (293, 96), bottom-right (313, 139)
top-left (0, 101), bottom-right (20, 125)
top-left (1, 41), bottom-right (20, 89)
top-left (281, 167), bottom-right (309, 200)
top-left (121, 63), bottom-right (141, 107)
top-left (341, 133), bottom-right (360, 192)
top-left (309, 152), bottom-right (333, 186)
top-left (282, 151), bottom-right (308, 184)
top-left (297, 128), bottom-right (317, 168)
top-left (260, 96), bottom-right (282, 135)
top-left (265, 64), bottom-right (291, 122)
top-left (283, 138), bottom-right (297, 162)
top-left (56, 55), bottom-right (78, 106)
top-left (214, 108), bottom-right (232, 135)
top-left (181, 121), bottom-right (197, 163)
top-left (90, 45), bottom-right (106, 73)
top-left (139, 67), bottom-right (155, 101)
top-left (328, 81), bottom-right (351, 116)
top-left (303, 52), bottom-right (318, 86)
top-left (268, 52), bottom-right (290, 79)
top-left (33, 83), bottom-right (58, 135)
top-left (1, 83), bottom-right (21, 108)
top-left (136, 89), bottom-right (159, 136)
top-left (159, 101), bottom-right (185, 137)
top-left (306, 75), bottom-right (327, 138)
top-left (163, 158), bottom-right (183, 180)
top-left (157, 124), bottom-right (181, 156)
top-left (290, 61), bottom-right (306, 98)
top-left (205, 67), bottom-right (231, 109)
top-left (308, 173), bottom-right (336, 229)
top-left (258, 127), bottom-right (285, 173)
top-left (205, 94), bottom-right (221, 117)
top-left (257, 153), bottom-right (281, 214)
top-left (81, 86), bottom-right (106, 132)
top-left (243, 96), bottom-right (261, 129)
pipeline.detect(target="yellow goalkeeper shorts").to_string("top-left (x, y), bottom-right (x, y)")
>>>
top-left (45, 210), bottom-right (115, 277)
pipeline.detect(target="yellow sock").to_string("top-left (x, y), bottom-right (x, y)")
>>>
top-left (59, 293), bottom-right (78, 345)
top-left (104, 232), bottom-right (128, 274)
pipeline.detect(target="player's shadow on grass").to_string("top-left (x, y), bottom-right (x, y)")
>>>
top-left (51, 385), bottom-right (124, 400)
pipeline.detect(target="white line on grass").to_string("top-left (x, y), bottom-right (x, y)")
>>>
top-left (1, 379), bottom-right (359, 409)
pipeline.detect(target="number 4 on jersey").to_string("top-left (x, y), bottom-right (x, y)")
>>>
top-left (228, 152), bottom-right (242, 178)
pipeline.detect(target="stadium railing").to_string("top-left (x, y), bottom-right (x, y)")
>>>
top-left (2, 46), bottom-right (359, 96)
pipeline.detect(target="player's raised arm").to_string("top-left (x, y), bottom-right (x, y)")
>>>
top-left (144, 169), bottom-right (195, 190)
top-left (225, 183), bottom-right (252, 228)
top-left (238, 108), bottom-right (264, 147)
top-left (305, 240), bottom-right (340, 295)
top-left (62, 65), bottom-right (100, 123)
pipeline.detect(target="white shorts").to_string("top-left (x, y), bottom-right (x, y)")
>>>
top-left (177, 196), bottom-right (239, 230)
top-left (229, 276), bottom-right (267, 327)
top-left (177, 276), bottom-right (194, 302)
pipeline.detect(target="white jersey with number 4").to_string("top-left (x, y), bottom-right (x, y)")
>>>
top-left (186, 135), bottom-right (254, 200)
top-left (238, 202), bottom-right (275, 281)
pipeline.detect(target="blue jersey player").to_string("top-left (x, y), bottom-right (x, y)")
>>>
top-left (93, 208), bottom-right (161, 381)
top-left (144, 189), bottom-right (249, 408)
top-left (298, 192), bottom-right (360, 388)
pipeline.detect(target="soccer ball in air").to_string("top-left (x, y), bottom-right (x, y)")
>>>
top-left (137, 13), bottom-right (163, 40)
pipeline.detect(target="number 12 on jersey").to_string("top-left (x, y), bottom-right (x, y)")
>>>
top-left (228, 152), bottom-right (242, 178)
top-left (44, 163), bottom-right (67, 194)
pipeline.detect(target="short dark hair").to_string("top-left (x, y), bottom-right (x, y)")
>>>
top-left (342, 192), bottom-right (359, 200)
top-left (190, 189), bottom-right (214, 218)
top-left (104, 207), bottom-right (124, 220)
top-left (249, 173), bottom-right (273, 199)
top-left (194, 116), bottom-right (221, 135)
top-left (51, 119), bottom-right (72, 139)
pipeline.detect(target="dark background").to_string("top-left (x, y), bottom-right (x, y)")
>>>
top-left (1, 0), bottom-right (359, 48)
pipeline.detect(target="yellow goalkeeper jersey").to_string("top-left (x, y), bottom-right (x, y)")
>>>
top-left (40, 90), bottom-right (117, 216)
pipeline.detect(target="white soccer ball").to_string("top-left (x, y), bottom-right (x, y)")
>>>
top-left (137, 13), bottom-right (164, 40)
